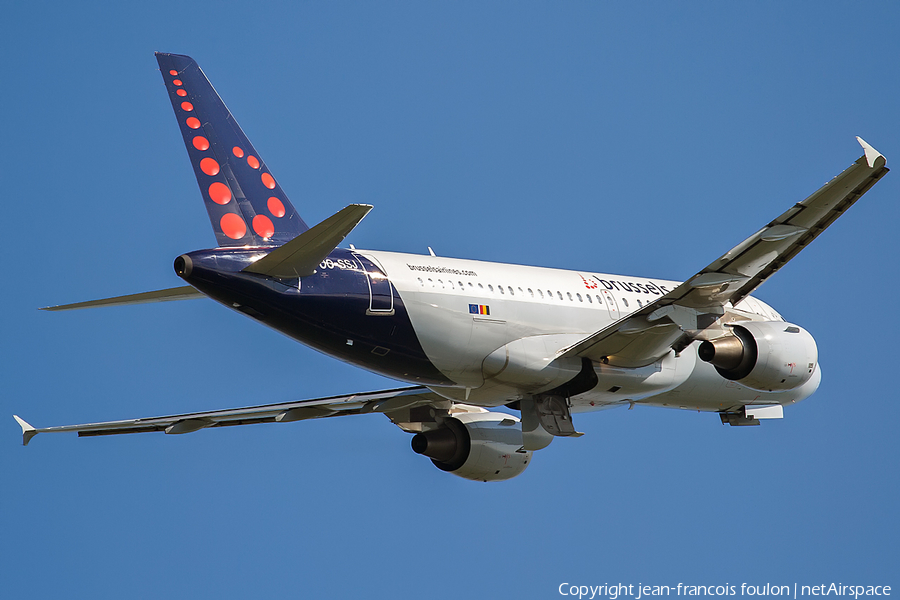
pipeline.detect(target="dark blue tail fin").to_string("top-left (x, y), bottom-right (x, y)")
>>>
top-left (156, 53), bottom-right (309, 247)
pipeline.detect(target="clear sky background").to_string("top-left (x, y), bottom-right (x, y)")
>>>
top-left (2, 2), bottom-right (897, 598)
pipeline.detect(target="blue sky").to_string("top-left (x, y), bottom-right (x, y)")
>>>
top-left (2, 2), bottom-right (898, 598)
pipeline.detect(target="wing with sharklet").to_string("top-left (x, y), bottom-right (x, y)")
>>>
top-left (558, 138), bottom-right (889, 368)
top-left (13, 387), bottom-right (456, 446)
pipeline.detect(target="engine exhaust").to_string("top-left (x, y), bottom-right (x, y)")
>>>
top-left (698, 336), bottom-right (745, 370)
top-left (411, 427), bottom-right (458, 462)
top-left (410, 419), bottom-right (470, 471)
top-left (697, 327), bottom-right (758, 381)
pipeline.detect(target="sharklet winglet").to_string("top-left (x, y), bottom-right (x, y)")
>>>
top-left (13, 416), bottom-right (37, 446)
top-left (856, 136), bottom-right (885, 168)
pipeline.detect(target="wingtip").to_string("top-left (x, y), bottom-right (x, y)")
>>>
top-left (13, 415), bottom-right (37, 446)
top-left (856, 136), bottom-right (886, 168)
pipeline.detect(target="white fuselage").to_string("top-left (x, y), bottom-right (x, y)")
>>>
top-left (364, 250), bottom-right (820, 415)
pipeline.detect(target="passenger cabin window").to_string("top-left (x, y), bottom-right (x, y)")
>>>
top-left (427, 278), bottom-right (434, 287)
top-left (567, 292), bottom-right (573, 301)
top-left (622, 298), bottom-right (629, 307)
top-left (586, 294), bottom-right (592, 303)
top-left (557, 291), bottom-right (563, 300)
top-left (458, 281), bottom-right (464, 288)
top-left (487, 285), bottom-right (494, 293)
top-left (577, 293), bottom-right (583, 302)
top-left (528, 288), bottom-right (534, 298)
top-left (417, 277), bottom-right (424, 286)
top-left (478, 283), bottom-right (484, 290)
top-left (499, 286), bottom-right (505, 294)
top-left (508, 286), bottom-right (514, 296)
top-left (538, 290), bottom-right (544, 299)
top-left (596, 295), bottom-right (602, 304)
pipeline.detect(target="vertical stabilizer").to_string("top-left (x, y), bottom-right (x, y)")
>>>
top-left (155, 53), bottom-right (309, 247)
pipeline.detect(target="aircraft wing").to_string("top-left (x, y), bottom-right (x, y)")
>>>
top-left (559, 138), bottom-right (888, 368)
top-left (13, 386), bottom-right (452, 446)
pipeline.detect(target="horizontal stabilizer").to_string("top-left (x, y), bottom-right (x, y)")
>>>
top-left (243, 204), bottom-right (373, 278)
top-left (40, 286), bottom-right (205, 311)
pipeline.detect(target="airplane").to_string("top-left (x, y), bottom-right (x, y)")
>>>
top-left (13, 52), bottom-right (889, 482)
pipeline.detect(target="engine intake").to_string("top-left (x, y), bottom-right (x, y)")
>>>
top-left (698, 321), bottom-right (817, 392)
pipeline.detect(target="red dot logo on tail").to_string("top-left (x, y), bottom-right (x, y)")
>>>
top-left (208, 182), bottom-right (231, 205)
top-left (220, 213), bottom-right (246, 239)
top-left (156, 53), bottom-right (311, 246)
top-left (268, 197), bottom-right (285, 218)
top-left (253, 215), bottom-right (275, 239)
top-left (200, 158), bottom-right (220, 176)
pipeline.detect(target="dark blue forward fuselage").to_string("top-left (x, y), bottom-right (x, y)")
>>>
top-left (177, 247), bottom-right (452, 385)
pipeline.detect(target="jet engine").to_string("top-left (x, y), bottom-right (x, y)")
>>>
top-left (410, 412), bottom-right (530, 482)
top-left (698, 321), bottom-right (818, 392)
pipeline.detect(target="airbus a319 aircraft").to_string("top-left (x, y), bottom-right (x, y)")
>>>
top-left (14, 53), bottom-right (889, 481)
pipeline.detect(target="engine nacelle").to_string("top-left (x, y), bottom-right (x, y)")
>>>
top-left (698, 321), bottom-right (818, 392)
top-left (410, 412), bottom-right (531, 482)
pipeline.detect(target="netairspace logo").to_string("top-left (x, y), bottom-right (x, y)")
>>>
top-left (557, 584), bottom-right (892, 600)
